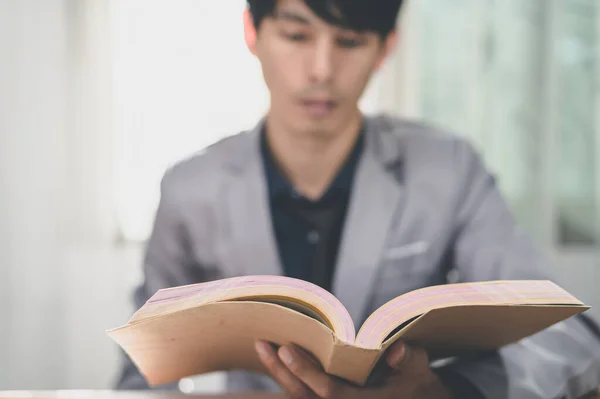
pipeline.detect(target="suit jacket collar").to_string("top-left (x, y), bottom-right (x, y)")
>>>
top-left (225, 115), bottom-right (406, 175)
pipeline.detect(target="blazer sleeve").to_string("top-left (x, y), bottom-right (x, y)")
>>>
top-left (114, 170), bottom-right (213, 390)
top-left (436, 139), bottom-right (600, 399)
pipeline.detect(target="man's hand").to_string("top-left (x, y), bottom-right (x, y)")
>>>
top-left (255, 340), bottom-right (453, 399)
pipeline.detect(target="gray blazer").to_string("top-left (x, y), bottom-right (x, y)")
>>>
top-left (116, 114), bottom-right (600, 398)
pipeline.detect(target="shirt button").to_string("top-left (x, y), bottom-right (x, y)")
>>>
top-left (308, 231), bottom-right (320, 244)
top-left (447, 269), bottom-right (460, 284)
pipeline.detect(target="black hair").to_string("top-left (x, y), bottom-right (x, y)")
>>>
top-left (246, 0), bottom-right (404, 39)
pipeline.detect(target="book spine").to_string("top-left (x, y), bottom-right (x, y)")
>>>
top-left (325, 340), bottom-right (381, 386)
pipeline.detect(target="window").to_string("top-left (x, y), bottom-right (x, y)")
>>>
top-left (555, 0), bottom-right (599, 246)
top-left (414, 0), bottom-right (599, 248)
top-left (110, 0), bottom-right (269, 241)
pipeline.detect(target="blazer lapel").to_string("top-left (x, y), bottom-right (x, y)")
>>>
top-left (332, 117), bottom-right (406, 328)
top-left (219, 120), bottom-right (282, 277)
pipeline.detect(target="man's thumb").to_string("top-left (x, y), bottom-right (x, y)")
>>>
top-left (386, 341), bottom-right (408, 369)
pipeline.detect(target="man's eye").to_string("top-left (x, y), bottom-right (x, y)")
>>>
top-left (286, 33), bottom-right (309, 42)
top-left (337, 37), bottom-right (363, 48)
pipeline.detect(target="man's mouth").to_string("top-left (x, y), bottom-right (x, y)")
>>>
top-left (300, 99), bottom-right (337, 118)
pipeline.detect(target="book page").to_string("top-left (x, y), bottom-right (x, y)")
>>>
top-left (243, 298), bottom-right (330, 326)
top-left (127, 275), bottom-right (357, 344)
top-left (355, 280), bottom-right (585, 348)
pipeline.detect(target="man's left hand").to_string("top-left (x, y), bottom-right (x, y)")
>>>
top-left (255, 340), bottom-right (453, 399)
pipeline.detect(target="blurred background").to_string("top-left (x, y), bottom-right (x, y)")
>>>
top-left (0, 0), bottom-right (598, 393)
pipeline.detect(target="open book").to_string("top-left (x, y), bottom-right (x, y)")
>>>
top-left (108, 276), bottom-right (588, 387)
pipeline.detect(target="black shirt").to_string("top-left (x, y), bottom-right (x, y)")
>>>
top-left (260, 129), bottom-right (364, 292)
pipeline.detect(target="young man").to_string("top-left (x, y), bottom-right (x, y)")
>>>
top-left (117, 0), bottom-right (600, 397)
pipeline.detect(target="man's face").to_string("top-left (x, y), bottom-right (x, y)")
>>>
top-left (249, 0), bottom-right (394, 137)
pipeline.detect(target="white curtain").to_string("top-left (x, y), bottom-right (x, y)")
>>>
top-left (0, 0), bottom-right (138, 390)
top-left (0, 0), bottom-right (71, 388)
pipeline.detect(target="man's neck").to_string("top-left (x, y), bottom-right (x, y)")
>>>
top-left (265, 112), bottom-right (363, 201)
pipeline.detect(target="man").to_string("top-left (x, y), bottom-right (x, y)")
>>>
top-left (117, 0), bottom-right (600, 397)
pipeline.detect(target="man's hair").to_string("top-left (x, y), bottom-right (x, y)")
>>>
top-left (247, 0), bottom-right (404, 39)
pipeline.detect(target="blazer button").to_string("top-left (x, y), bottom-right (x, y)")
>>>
top-left (308, 230), bottom-right (320, 244)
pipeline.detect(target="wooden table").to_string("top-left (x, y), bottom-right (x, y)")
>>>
top-left (0, 391), bottom-right (597, 399)
top-left (0, 393), bottom-right (284, 399)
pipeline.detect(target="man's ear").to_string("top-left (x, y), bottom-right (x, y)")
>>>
top-left (374, 30), bottom-right (398, 71)
top-left (243, 8), bottom-right (258, 56)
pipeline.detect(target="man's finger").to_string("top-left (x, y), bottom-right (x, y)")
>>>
top-left (255, 341), bottom-right (313, 399)
top-left (391, 344), bottom-right (430, 376)
top-left (291, 344), bottom-right (323, 369)
top-left (278, 345), bottom-right (346, 399)
top-left (385, 340), bottom-right (408, 369)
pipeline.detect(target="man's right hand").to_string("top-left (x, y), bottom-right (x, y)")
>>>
top-left (255, 340), bottom-right (453, 399)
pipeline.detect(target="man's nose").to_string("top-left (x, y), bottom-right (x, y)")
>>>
top-left (309, 38), bottom-right (335, 85)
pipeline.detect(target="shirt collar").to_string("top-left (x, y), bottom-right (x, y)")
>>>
top-left (261, 126), bottom-right (365, 202)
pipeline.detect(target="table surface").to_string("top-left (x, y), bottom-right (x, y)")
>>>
top-left (1, 391), bottom-right (600, 399)
top-left (0, 393), bottom-right (285, 399)
top-left (0, 391), bottom-right (599, 399)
